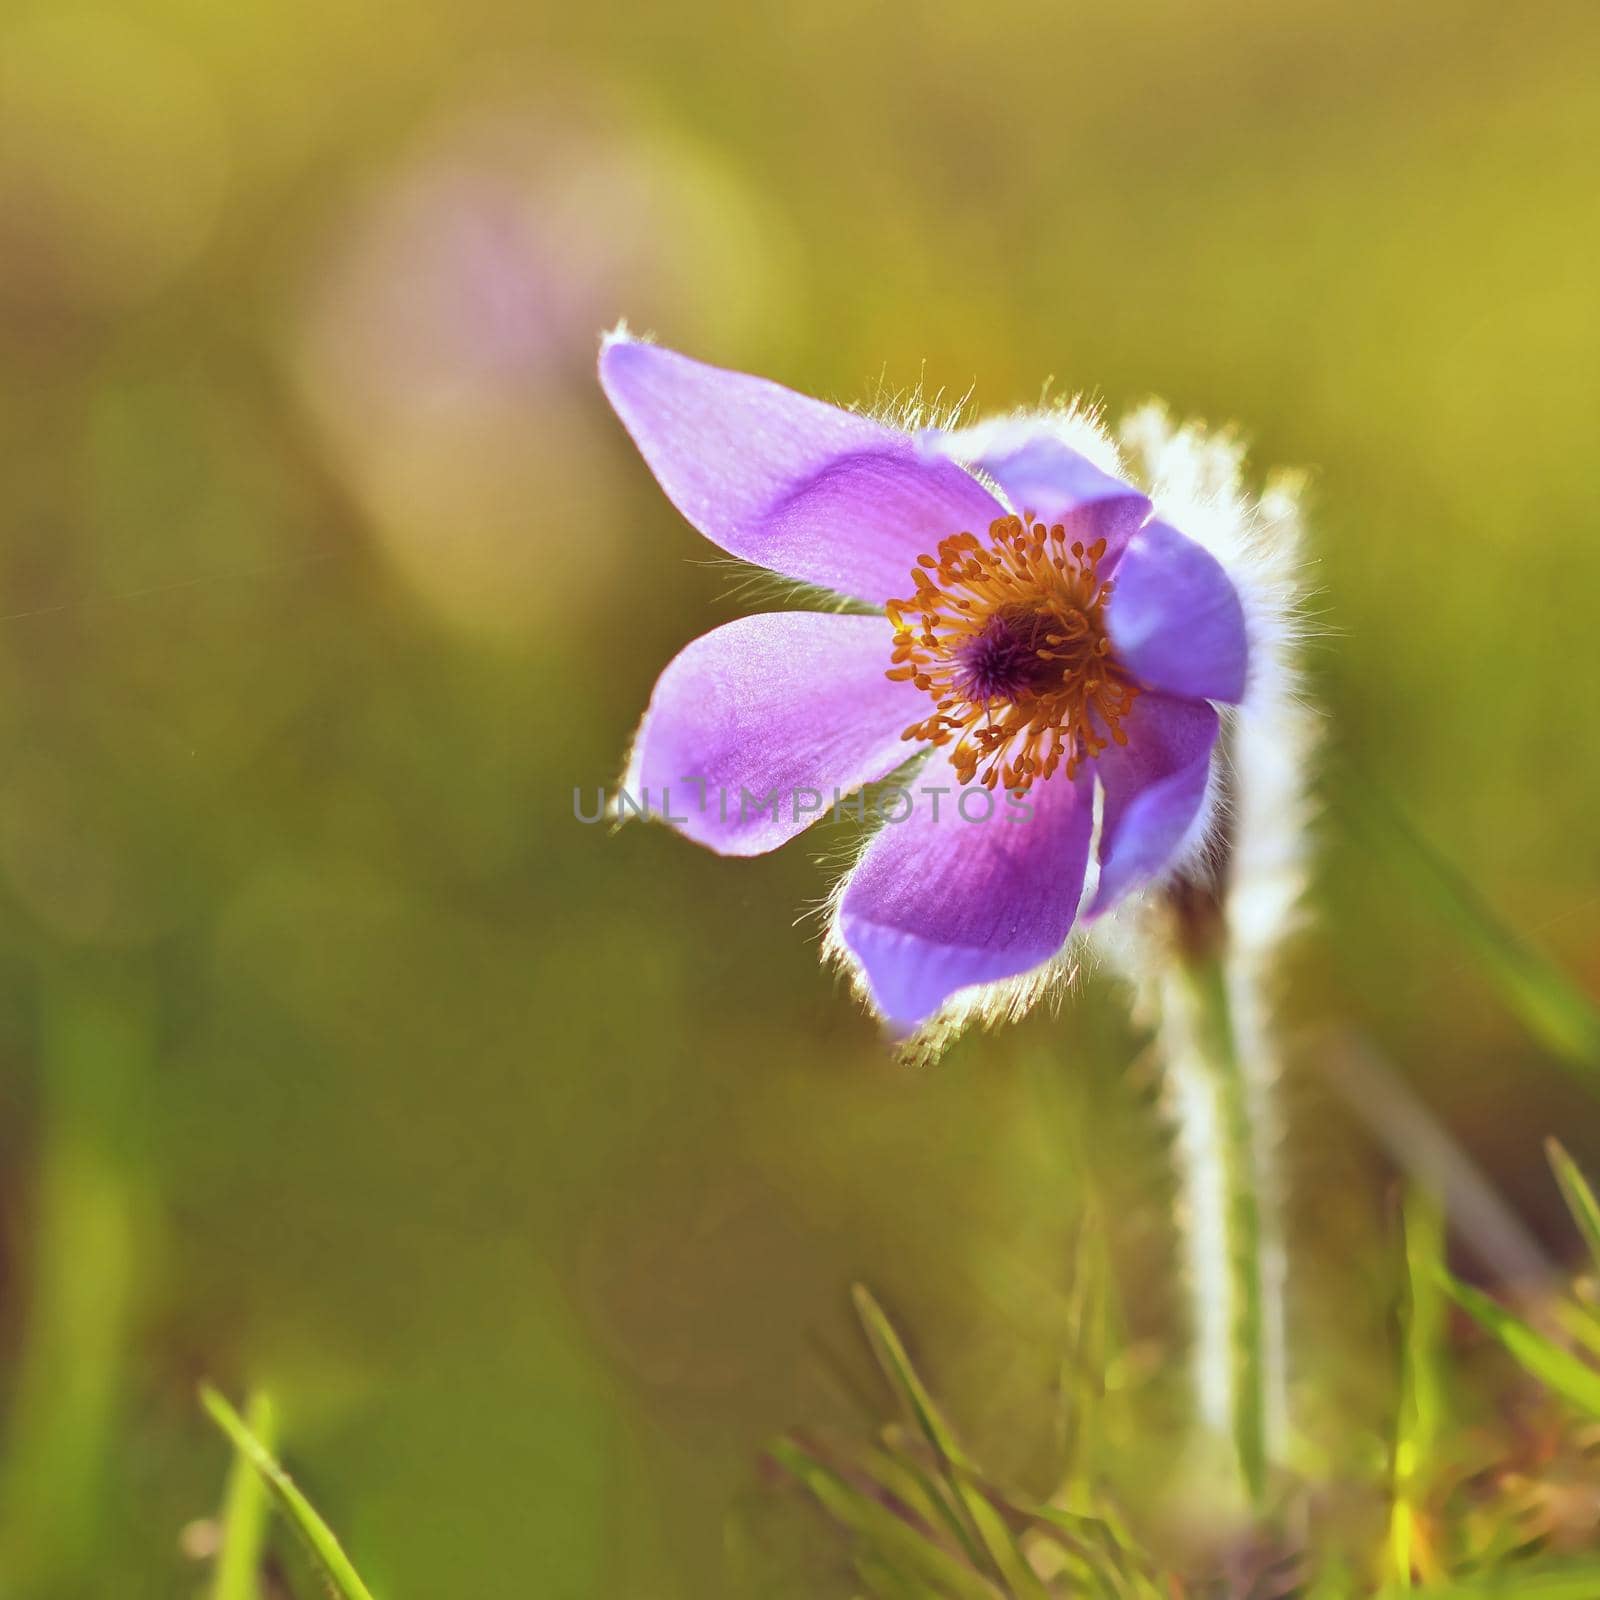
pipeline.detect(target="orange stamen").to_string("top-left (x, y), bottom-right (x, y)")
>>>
top-left (885, 514), bottom-right (1138, 795)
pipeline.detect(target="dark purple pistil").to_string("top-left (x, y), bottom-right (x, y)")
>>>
top-left (954, 609), bottom-right (1060, 703)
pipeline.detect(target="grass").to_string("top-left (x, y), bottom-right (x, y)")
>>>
top-left (161, 771), bottom-right (1600, 1598)
top-left (200, 1386), bottom-right (378, 1600)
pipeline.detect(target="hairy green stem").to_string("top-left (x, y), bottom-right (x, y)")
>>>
top-left (1162, 948), bottom-right (1274, 1504)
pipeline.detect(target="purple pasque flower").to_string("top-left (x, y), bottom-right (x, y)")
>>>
top-left (600, 332), bottom-right (1248, 1033)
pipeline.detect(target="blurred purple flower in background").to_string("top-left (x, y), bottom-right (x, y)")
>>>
top-left (295, 98), bottom-right (793, 639)
top-left (601, 335), bottom-right (1250, 1032)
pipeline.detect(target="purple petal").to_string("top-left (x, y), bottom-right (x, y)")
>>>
top-left (1086, 693), bottom-right (1220, 917)
top-left (837, 754), bottom-right (1093, 1030)
top-left (599, 336), bottom-right (1006, 605)
top-left (626, 612), bottom-right (924, 857)
top-left (1105, 519), bottom-right (1247, 703)
top-left (934, 420), bottom-right (1151, 556)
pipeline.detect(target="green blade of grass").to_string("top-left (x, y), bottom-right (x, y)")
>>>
top-left (872, 1427), bottom-right (989, 1574)
top-left (1337, 777), bottom-right (1600, 1077)
top-left (1438, 1273), bottom-right (1600, 1418)
top-left (851, 1288), bottom-right (996, 1581)
top-left (768, 1437), bottom-right (1003, 1600)
top-left (946, 1473), bottom-right (1052, 1600)
top-left (1023, 1506), bottom-right (1162, 1600)
top-left (199, 1385), bottom-right (377, 1600)
top-left (1552, 1297), bottom-right (1600, 1361)
top-left (806, 1425), bottom-right (987, 1577)
top-left (1057, 1202), bottom-right (1114, 1501)
top-left (1390, 1192), bottom-right (1446, 1590)
top-left (1546, 1139), bottom-right (1600, 1278)
top-left (854, 1439), bottom-right (963, 1553)
top-left (0, 972), bottom-right (148, 1595)
top-left (853, 1550), bottom-right (947, 1600)
top-left (851, 1286), bottom-right (974, 1473)
top-left (851, 1288), bottom-right (1049, 1597)
top-left (210, 1392), bottom-right (275, 1600)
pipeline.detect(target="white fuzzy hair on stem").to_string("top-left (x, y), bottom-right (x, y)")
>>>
top-left (1108, 403), bottom-right (1317, 1481)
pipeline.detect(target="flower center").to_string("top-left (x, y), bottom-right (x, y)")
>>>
top-left (886, 514), bottom-right (1138, 794)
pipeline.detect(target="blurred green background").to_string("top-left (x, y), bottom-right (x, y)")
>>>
top-left (0, 0), bottom-right (1597, 1593)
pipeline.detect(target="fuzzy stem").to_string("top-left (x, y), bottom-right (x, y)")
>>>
top-left (1159, 926), bottom-right (1277, 1505)
top-left (1192, 954), bottom-right (1266, 1499)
